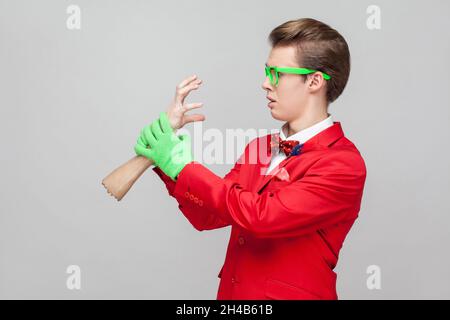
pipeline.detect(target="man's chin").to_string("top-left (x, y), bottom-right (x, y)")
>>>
top-left (269, 109), bottom-right (285, 121)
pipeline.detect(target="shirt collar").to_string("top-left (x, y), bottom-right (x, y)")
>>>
top-left (279, 113), bottom-right (334, 144)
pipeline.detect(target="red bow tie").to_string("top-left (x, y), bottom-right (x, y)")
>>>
top-left (270, 133), bottom-right (301, 156)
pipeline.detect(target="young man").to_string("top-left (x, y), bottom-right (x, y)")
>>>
top-left (135, 18), bottom-right (367, 300)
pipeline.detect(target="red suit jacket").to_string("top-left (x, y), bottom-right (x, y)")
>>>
top-left (152, 121), bottom-right (367, 300)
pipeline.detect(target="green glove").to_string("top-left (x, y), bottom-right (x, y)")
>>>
top-left (134, 112), bottom-right (193, 181)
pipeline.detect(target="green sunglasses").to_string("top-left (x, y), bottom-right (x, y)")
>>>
top-left (265, 65), bottom-right (331, 86)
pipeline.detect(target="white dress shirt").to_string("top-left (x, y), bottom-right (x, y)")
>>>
top-left (265, 113), bottom-right (334, 175)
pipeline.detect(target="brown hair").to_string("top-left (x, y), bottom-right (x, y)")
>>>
top-left (268, 18), bottom-right (350, 103)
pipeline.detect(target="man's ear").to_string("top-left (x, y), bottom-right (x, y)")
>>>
top-left (308, 72), bottom-right (326, 91)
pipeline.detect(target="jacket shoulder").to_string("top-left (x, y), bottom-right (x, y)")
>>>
top-left (324, 138), bottom-right (367, 175)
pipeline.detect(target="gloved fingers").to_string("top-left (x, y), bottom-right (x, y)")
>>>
top-left (168, 131), bottom-right (181, 144)
top-left (159, 112), bottom-right (173, 134)
top-left (138, 134), bottom-right (149, 147)
top-left (170, 134), bottom-right (191, 162)
top-left (179, 134), bottom-right (191, 145)
top-left (144, 125), bottom-right (157, 147)
top-left (151, 117), bottom-right (163, 139)
top-left (170, 147), bottom-right (185, 165)
top-left (134, 142), bottom-right (154, 159)
top-left (137, 131), bottom-right (148, 147)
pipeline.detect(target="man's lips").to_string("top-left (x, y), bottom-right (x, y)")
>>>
top-left (267, 97), bottom-right (276, 109)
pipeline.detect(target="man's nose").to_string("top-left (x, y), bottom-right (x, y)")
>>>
top-left (262, 76), bottom-right (274, 91)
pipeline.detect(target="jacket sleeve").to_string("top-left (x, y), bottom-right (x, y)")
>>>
top-left (171, 150), bottom-right (367, 238)
top-left (152, 148), bottom-right (244, 231)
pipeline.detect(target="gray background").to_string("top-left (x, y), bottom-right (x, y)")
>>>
top-left (1, 0), bottom-right (449, 299)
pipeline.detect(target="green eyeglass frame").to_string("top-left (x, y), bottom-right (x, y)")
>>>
top-left (265, 65), bottom-right (331, 86)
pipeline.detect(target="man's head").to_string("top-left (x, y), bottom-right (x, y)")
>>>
top-left (262, 18), bottom-right (350, 122)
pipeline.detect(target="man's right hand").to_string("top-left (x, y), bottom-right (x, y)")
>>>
top-left (165, 74), bottom-right (205, 132)
top-left (134, 74), bottom-right (205, 161)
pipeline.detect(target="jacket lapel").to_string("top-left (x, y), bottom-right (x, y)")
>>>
top-left (255, 121), bottom-right (344, 193)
